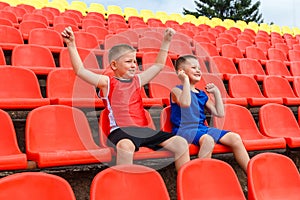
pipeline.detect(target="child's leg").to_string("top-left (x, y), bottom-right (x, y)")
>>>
top-left (219, 132), bottom-right (249, 172)
top-left (116, 138), bottom-right (135, 165)
top-left (159, 136), bottom-right (190, 171)
top-left (198, 134), bottom-right (215, 158)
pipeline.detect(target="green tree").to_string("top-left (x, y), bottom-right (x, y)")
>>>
top-left (183, 0), bottom-right (263, 23)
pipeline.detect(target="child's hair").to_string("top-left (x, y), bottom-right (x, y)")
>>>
top-left (108, 44), bottom-right (136, 63)
top-left (175, 54), bottom-right (198, 71)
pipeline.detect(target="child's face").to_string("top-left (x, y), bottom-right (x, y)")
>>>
top-left (111, 51), bottom-right (138, 79)
top-left (180, 58), bottom-right (202, 83)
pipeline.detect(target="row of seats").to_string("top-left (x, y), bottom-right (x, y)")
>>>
top-left (4, 65), bottom-right (300, 109)
top-left (2, 0), bottom-right (299, 36)
top-left (2, 101), bottom-right (300, 170)
top-left (0, 152), bottom-right (299, 200)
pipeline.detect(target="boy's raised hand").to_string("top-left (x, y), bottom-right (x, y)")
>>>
top-left (163, 27), bottom-right (176, 42)
top-left (61, 26), bottom-right (75, 45)
top-left (205, 83), bottom-right (219, 94)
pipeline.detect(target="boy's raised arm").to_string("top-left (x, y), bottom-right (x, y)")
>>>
top-left (61, 26), bottom-right (108, 89)
top-left (139, 28), bottom-right (175, 86)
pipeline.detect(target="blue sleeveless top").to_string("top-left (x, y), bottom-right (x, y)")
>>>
top-left (170, 85), bottom-right (209, 142)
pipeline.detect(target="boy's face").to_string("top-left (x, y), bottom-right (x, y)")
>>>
top-left (111, 51), bottom-right (138, 79)
top-left (179, 58), bottom-right (202, 83)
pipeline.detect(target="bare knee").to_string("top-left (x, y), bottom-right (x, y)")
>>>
top-left (161, 136), bottom-right (189, 154)
top-left (222, 132), bottom-right (243, 148)
top-left (200, 134), bottom-right (215, 149)
top-left (116, 139), bottom-right (135, 153)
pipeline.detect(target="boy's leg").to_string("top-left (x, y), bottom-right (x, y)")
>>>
top-left (159, 136), bottom-right (190, 171)
top-left (198, 134), bottom-right (215, 158)
top-left (219, 132), bottom-right (249, 172)
top-left (116, 138), bottom-right (135, 165)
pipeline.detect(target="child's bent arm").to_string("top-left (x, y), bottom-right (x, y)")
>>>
top-left (62, 26), bottom-right (108, 89)
top-left (139, 28), bottom-right (175, 86)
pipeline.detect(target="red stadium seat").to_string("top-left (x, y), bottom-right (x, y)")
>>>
top-left (0, 172), bottom-right (76, 200)
top-left (220, 44), bottom-right (244, 63)
top-left (73, 31), bottom-right (101, 51)
top-left (263, 75), bottom-right (300, 105)
top-left (0, 109), bottom-right (27, 170)
top-left (99, 108), bottom-right (173, 160)
top-left (248, 152), bottom-right (300, 200)
top-left (210, 56), bottom-right (239, 80)
top-left (28, 28), bottom-right (64, 53)
top-left (196, 73), bottom-right (248, 106)
top-left (259, 103), bottom-right (300, 148)
top-left (25, 105), bottom-right (112, 167)
top-left (245, 46), bottom-right (268, 64)
top-left (195, 42), bottom-right (219, 58)
top-left (86, 26), bottom-right (109, 48)
top-left (32, 9), bottom-right (55, 25)
top-left (264, 60), bottom-right (293, 80)
top-left (228, 74), bottom-right (283, 106)
top-left (11, 44), bottom-right (56, 75)
top-left (138, 36), bottom-right (162, 53)
top-left (46, 69), bottom-right (104, 108)
top-left (290, 61), bottom-right (300, 77)
top-left (213, 104), bottom-right (286, 151)
top-left (18, 20), bottom-right (48, 40)
top-left (0, 47), bottom-right (6, 65)
top-left (22, 13), bottom-right (49, 26)
top-left (0, 25), bottom-right (23, 50)
top-left (288, 49), bottom-right (300, 62)
top-left (148, 71), bottom-right (181, 106)
top-left (0, 66), bottom-right (50, 109)
top-left (238, 58), bottom-right (267, 81)
top-left (90, 164), bottom-right (170, 200)
top-left (267, 48), bottom-right (290, 66)
top-left (177, 158), bottom-right (246, 200)
top-left (104, 34), bottom-right (132, 50)
top-left (59, 47), bottom-right (102, 72)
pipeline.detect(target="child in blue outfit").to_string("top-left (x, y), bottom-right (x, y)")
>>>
top-left (170, 55), bottom-right (249, 172)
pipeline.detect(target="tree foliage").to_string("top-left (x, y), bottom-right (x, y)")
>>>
top-left (183, 0), bottom-right (263, 23)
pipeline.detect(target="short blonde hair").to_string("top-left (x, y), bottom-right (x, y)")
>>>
top-left (108, 44), bottom-right (136, 63)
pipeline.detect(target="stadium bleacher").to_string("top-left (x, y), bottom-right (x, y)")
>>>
top-left (0, 0), bottom-right (300, 199)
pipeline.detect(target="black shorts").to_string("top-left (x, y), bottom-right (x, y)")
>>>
top-left (107, 126), bottom-right (175, 151)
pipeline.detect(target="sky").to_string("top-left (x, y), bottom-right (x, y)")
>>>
top-left (68, 0), bottom-right (300, 28)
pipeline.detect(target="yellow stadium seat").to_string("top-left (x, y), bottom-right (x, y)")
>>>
top-left (281, 25), bottom-right (293, 35)
top-left (140, 9), bottom-right (155, 22)
top-left (270, 24), bottom-right (282, 35)
top-left (46, 0), bottom-right (69, 12)
top-left (20, 0), bottom-right (47, 8)
top-left (168, 13), bottom-right (185, 24)
top-left (247, 21), bottom-right (259, 33)
top-left (107, 5), bottom-right (123, 16)
top-left (87, 3), bottom-right (107, 16)
top-left (292, 27), bottom-right (300, 36)
top-left (124, 7), bottom-right (139, 20)
top-left (259, 23), bottom-right (271, 34)
top-left (223, 18), bottom-right (235, 29)
top-left (155, 11), bottom-right (169, 23)
top-left (211, 17), bottom-right (223, 26)
top-left (68, 1), bottom-right (88, 15)
top-left (4, 0), bottom-right (21, 6)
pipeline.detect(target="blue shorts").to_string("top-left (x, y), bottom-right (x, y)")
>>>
top-left (191, 127), bottom-right (229, 145)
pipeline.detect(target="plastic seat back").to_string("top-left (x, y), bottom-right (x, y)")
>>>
top-left (245, 46), bottom-right (267, 61)
top-left (90, 164), bottom-right (170, 200)
top-left (177, 158), bottom-right (246, 200)
top-left (229, 74), bottom-right (264, 98)
top-left (74, 31), bottom-right (100, 50)
top-left (18, 20), bottom-right (48, 40)
top-left (0, 47), bottom-right (6, 65)
top-left (28, 28), bottom-right (64, 53)
top-left (288, 50), bottom-right (300, 62)
top-left (267, 48), bottom-right (288, 62)
top-left (0, 66), bottom-right (45, 99)
top-left (263, 75), bottom-right (296, 98)
top-left (238, 58), bottom-right (266, 78)
top-left (0, 109), bottom-right (27, 170)
top-left (59, 47), bottom-right (101, 70)
top-left (221, 44), bottom-right (244, 60)
top-left (142, 51), bottom-right (174, 71)
top-left (248, 153), bottom-right (300, 200)
top-left (0, 25), bottom-right (23, 50)
top-left (0, 172), bottom-right (76, 200)
top-left (11, 44), bottom-right (56, 74)
top-left (26, 105), bottom-right (111, 167)
top-left (210, 56), bottom-right (238, 79)
top-left (259, 103), bottom-right (300, 147)
top-left (104, 34), bottom-right (132, 50)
